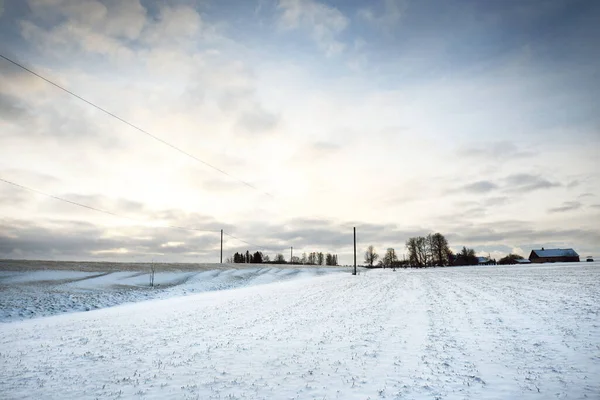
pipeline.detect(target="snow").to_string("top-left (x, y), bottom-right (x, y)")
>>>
top-left (0, 267), bottom-right (344, 322)
top-left (1, 263), bottom-right (599, 399)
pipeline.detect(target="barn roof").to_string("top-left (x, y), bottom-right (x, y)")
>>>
top-left (531, 248), bottom-right (579, 258)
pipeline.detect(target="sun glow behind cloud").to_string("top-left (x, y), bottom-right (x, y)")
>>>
top-left (0, 0), bottom-right (599, 263)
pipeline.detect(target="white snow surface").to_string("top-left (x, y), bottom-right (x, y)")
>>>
top-left (1, 263), bottom-right (599, 399)
top-left (0, 266), bottom-right (343, 322)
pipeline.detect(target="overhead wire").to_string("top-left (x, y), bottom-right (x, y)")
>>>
top-left (0, 55), bottom-right (349, 257)
top-left (223, 232), bottom-right (289, 253)
top-left (0, 54), bottom-right (273, 198)
top-left (0, 177), bottom-right (293, 254)
top-left (0, 178), bottom-right (219, 234)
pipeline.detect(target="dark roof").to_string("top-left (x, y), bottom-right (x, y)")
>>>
top-left (531, 248), bottom-right (579, 258)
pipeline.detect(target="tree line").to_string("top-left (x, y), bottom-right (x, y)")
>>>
top-left (364, 232), bottom-right (487, 268)
top-left (228, 251), bottom-right (339, 266)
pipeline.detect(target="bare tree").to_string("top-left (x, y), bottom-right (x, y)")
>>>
top-left (406, 237), bottom-right (428, 267)
top-left (382, 248), bottom-right (398, 268)
top-left (364, 245), bottom-right (379, 267)
top-left (430, 233), bottom-right (452, 266)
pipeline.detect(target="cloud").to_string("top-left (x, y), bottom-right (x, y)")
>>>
top-left (461, 180), bottom-right (499, 194)
top-left (142, 5), bottom-right (207, 46)
top-left (235, 106), bottom-right (280, 135)
top-left (26, 0), bottom-right (147, 40)
top-left (503, 174), bottom-right (560, 192)
top-left (0, 189), bottom-right (29, 206)
top-left (578, 192), bottom-right (595, 199)
top-left (20, 1), bottom-right (214, 60)
top-left (0, 218), bottom-right (220, 260)
top-left (548, 201), bottom-right (582, 213)
top-left (459, 141), bottom-right (535, 160)
top-left (483, 196), bottom-right (509, 206)
top-left (447, 223), bottom-right (600, 248)
top-left (358, 0), bottom-right (405, 28)
top-left (278, 0), bottom-right (349, 56)
top-left (0, 93), bottom-right (30, 122)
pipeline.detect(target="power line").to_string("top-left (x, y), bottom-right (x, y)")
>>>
top-left (0, 54), bottom-right (272, 198)
top-left (0, 177), bottom-right (219, 234)
top-left (0, 177), bottom-right (289, 253)
top-left (223, 232), bottom-right (288, 253)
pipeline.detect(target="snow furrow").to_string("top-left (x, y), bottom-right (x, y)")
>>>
top-left (1, 264), bottom-right (598, 399)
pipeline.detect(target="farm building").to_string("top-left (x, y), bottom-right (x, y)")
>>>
top-left (477, 256), bottom-right (495, 265)
top-left (528, 248), bottom-right (580, 263)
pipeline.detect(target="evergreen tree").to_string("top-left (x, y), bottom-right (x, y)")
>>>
top-left (317, 252), bottom-right (324, 265)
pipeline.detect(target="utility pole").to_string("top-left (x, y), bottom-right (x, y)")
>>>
top-left (290, 246), bottom-right (293, 264)
top-left (353, 227), bottom-right (357, 275)
top-left (220, 229), bottom-right (223, 264)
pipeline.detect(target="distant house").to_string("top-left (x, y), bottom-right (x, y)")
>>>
top-left (477, 256), bottom-right (495, 265)
top-left (528, 248), bottom-right (580, 263)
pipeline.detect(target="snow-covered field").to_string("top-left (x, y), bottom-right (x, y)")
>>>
top-left (1, 263), bottom-right (599, 399)
top-left (0, 266), bottom-right (343, 322)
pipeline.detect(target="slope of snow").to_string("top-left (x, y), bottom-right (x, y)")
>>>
top-left (0, 267), bottom-right (346, 322)
top-left (1, 263), bottom-right (598, 399)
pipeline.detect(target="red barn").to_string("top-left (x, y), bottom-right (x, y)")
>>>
top-left (528, 248), bottom-right (580, 263)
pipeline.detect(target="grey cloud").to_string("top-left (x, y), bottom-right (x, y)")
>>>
top-left (483, 196), bottom-right (509, 206)
top-left (590, 204), bottom-right (600, 209)
top-left (235, 107), bottom-right (279, 134)
top-left (448, 224), bottom-right (600, 247)
top-left (567, 180), bottom-right (580, 189)
top-left (459, 141), bottom-right (535, 160)
top-left (578, 192), bottom-right (595, 199)
top-left (0, 189), bottom-right (29, 206)
top-left (63, 194), bottom-right (146, 213)
top-left (3, 214), bottom-right (599, 264)
top-left (0, 218), bottom-right (220, 260)
top-left (0, 93), bottom-right (31, 121)
top-left (36, 193), bottom-right (232, 233)
top-left (462, 180), bottom-right (498, 193)
top-left (0, 77), bottom-right (121, 147)
top-left (503, 174), bottom-right (560, 192)
top-left (548, 201), bottom-right (582, 213)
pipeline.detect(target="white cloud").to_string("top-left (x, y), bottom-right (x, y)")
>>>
top-left (142, 5), bottom-right (204, 46)
top-left (20, 1), bottom-right (215, 61)
top-left (27, 0), bottom-right (146, 39)
top-left (358, 0), bottom-right (405, 28)
top-left (278, 0), bottom-right (349, 56)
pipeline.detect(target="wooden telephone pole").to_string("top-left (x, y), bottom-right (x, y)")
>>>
top-left (220, 229), bottom-right (223, 264)
top-left (353, 227), bottom-right (357, 275)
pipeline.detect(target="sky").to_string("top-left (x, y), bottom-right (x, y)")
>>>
top-left (0, 0), bottom-right (599, 264)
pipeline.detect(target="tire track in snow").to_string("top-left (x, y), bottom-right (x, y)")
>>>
top-left (446, 269), bottom-right (600, 398)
